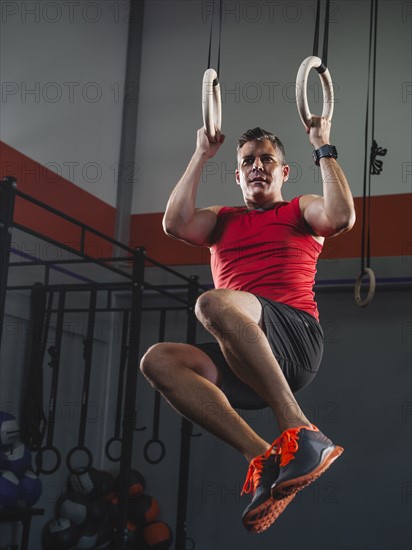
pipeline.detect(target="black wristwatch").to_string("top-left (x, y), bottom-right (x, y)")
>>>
top-left (312, 144), bottom-right (338, 165)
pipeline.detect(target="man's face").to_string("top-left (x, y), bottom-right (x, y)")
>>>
top-left (235, 139), bottom-right (289, 207)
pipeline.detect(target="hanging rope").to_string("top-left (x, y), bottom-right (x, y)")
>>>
top-left (295, 0), bottom-right (334, 131)
top-left (202, 0), bottom-right (222, 141)
top-left (354, 0), bottom-right (387, 307)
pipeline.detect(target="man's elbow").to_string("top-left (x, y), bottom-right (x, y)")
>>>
top-left (332, 210), bottom-right (356, 235)
top-left (342, 209), bottom-right (356, 232)
top-left (163, 217), bottom-right (176, 238)
top-left (162, 215), bottom-right (186, 240)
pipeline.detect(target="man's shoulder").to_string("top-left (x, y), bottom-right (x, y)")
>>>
top-left (298, 194), bottom-right (323, 209)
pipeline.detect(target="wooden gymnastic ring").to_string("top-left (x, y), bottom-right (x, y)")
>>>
top-left (296, 55), bottom-right (334, 131)
top-left (354, 267), bottom-right (376, 307)
top-left (202, 68), bottom-right (222, 141)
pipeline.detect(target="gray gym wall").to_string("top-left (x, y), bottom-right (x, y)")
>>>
top-left (1, 1), bottom-right (411, 550)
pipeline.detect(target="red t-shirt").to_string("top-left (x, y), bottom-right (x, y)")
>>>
top-left (209, 196), bottom-right (323, 320)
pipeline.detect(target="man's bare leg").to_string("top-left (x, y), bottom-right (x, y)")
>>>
top-left (141, 292), bottom-right (342, 534)
top-left (140, 343), bottom-right (271, 462)
top-left (194, 288), bottom-right (312, 433)
top-left (193, 289), bottom-right (343, 532)
top-left (141, 287), bottom-right (311, 460)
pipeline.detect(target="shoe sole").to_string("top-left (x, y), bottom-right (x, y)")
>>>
top-left (271, 444), bottom-right (344, 500)
top-left (242, 492), bottom-right (297, 534)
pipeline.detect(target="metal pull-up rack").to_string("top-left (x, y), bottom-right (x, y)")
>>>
top-left (0, 175), bottom-right (203, 550)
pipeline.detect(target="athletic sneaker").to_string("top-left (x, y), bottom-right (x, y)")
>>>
top-left (241, 425), bottom-right (343, 533)
top-left (271, 425), bottom-right (344, 501)
top-left (241, 441), bottom-right (296, 534)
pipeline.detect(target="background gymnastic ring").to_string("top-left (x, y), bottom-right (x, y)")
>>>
top-left (143, 439), bottom-right (166, 465)
top-left (105, 436), bottom-right (122, 462)
top-left (66, 445), bottom-right (93, 474)
top-left (202, 68), bottom-right (222, 141)
top-left (296, 55), bottom-right (334, 131)
top-left (354, 267), bottom-right (376, 307)
top-left (186, 537), bottom-right (195, 550)
top-left (35, 445), bottom-right (61, 475)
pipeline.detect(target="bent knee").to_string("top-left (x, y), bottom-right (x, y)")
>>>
top-left (140, 342), bottom-right (176, 380)
top-left (140, 342), bottom-right (221, 387)
top-left (195, 289), bottom-right (227, 323)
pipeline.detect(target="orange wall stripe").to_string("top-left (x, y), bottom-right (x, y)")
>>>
top-left (1, 141), bottom-right (115, 258)
top-left (130, 194), bottom-right (412, 265)
top-left (1, 141), bottom-right (410, 265)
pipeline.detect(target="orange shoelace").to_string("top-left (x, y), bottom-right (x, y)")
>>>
top-left (241, 441), bottom-right (279, 496)
top-left (276, 425), bottom-right (318, 467)
top-left (241, 426), bottom-right (318, 495)
top-left (276, 428), bottom-right (300, 468)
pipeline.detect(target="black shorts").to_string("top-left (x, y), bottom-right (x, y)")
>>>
top-left (194, 296), bottom-right (324, 410)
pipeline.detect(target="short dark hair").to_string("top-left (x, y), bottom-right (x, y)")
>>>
top-left (237, 127), bottom-right (286, 164)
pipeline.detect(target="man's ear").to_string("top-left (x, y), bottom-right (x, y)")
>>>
top-left (235, 168), bottom-right (240, 185)
top-left (282, 164), bottom-right (290, 182)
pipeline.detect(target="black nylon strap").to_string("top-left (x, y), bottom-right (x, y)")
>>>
top-left (207, 0), bottom-right (223, 77)
top-left (206, 2), bottom-right (214, 70)
top-left (313, 0), bottom-right (330, 68)
top-left (361, 0), bottom-right (381, 273)
top-left (322, 0), bottom-right (330, 67)
top-left (313, 0), bottom-right (321, 57)
top-left (217, 0), bottom-right (222, 77)
top-left (360, 1), bottom-right (374, 273)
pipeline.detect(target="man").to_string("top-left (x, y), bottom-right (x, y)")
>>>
top-left (140, 117), bottom-right (355, 533)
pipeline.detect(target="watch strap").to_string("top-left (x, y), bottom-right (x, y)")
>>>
top-left (313, 144), bottom-right (338, 165)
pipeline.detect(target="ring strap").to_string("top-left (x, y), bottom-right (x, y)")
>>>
top-left (313, 0), bottom-right (330, 68)
top-left (356, 0), bottom-right (386, 307)
top-left (207, 0), bottom-right (223, 76)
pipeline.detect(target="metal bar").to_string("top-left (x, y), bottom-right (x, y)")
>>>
top-left (175, 276), bottom-right (199, 550)
top-left (315, 276), bottom-right (412, 286)
top-left (6, 277), bottom-right (411, 297)
top-left (114, 309), bottom-right (130, 439)
top-left (0, 176), bottom-right (17, 359)
top-left (6, 282), bottom-right (134, 293)
top-left (115, 247), bottom-right (145, 548)
top-left (143, 281), bottom-right (189, 304)
top-left (78, 288), bottom-right (97, 446)
top-left (15, 189), bottom-right (135, 255)
top-left (10, 228), bottom-right (204, 287)
top-left (8, 256), bottom-right (135, 267)
top-left (11, 224), bottom-right (135, 281)
top-left (114, 0), bottom-right (145, 247)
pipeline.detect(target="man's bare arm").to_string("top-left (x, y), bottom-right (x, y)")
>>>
top-left (163, 128), bottom-right (225, 246)
top-left (301, 117), bottom-right (356, 238)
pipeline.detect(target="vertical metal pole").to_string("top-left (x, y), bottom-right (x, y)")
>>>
top-left (175, 276), bottom-right (199, 550)
top-left (114, 0), bottom-right (145, 248)
top-left (115, 247), bottom-right (145, 548)
top-left (0, 176), bottom-right (17, 360)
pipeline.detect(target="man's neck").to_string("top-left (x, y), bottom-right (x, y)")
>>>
top-left (245, 198), bottom-right (285, 211)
